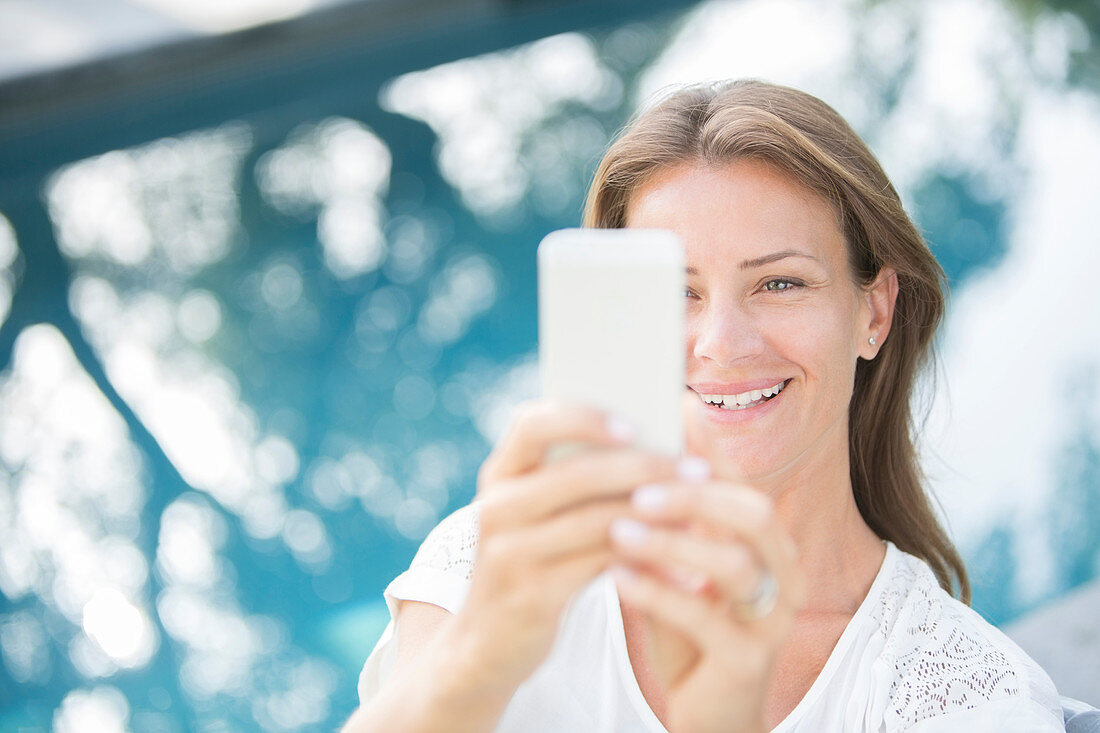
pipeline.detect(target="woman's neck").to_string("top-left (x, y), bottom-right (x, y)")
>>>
top-left (760, 441), bottom-right (886, 615)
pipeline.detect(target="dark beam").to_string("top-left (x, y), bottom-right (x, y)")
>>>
top-left (0, 0), bottom-right (696, 189)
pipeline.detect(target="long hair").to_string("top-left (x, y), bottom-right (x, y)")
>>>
top-left (583, 79), bottom-right (969, 602)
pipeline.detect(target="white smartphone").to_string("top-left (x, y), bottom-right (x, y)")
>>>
top-left (537, 228), bottom-right (685, 457)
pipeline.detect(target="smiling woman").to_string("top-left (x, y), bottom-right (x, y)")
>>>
top-left (589, 81), bottom-right (962, 600)
top-left (344, 80), bottom-right (1065, 733)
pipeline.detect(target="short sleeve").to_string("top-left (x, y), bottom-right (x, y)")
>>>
top-left (875, 551), bottom-right (1065, 733)
top-left (357, 502), bottom-right (481, 705)
top-left (900, 696), bottom-right (1064, 732)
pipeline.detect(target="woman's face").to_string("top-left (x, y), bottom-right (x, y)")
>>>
top-left (626, 160), bottom-right (894, 485)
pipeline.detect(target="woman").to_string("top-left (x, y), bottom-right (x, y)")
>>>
top-left (345, 80), bottom-right (1062, 732)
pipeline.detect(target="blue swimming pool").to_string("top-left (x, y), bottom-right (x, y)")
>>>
top-left (1, 0), bottom-right (1097, 729)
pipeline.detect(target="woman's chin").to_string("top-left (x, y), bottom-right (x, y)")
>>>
top-left (683, 434), bottom-right (789, 486)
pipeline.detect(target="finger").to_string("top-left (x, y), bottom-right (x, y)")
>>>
top-left (613, 565), bottom-right (779, 699)
top-left (609, 519), bottom-right (761, 603)
top-left (632, 481), bottom-right (792, 577)
top-left (611, 564), bottom-right (736, 653)
top-left (546, 548), bottom-right (615, 607)
top-left (484, 498), bottom-right (632, 567)
top-left (479, 399), bottom-right (636, 482)
top-left (476, 548), bottom-right (614, 632)
top-left (482, 448), bottom-right (679, 526)
top-left (629, 482), bottom-right (805, 616)
top-left (522, 548), bottom-right (616, 617)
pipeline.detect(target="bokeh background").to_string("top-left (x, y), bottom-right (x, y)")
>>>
top-left (0, 0), bottom-right (1098, 730)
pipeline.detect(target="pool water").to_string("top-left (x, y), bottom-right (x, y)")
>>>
top-left (0, 0), bottom-right (1097, 729)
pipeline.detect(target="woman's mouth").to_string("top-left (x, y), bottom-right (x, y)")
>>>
top-left (695, 379), bottom-right (790, 411)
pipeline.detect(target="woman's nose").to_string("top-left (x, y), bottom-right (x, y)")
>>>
top-left (689, 304), bottom-right (766, 368)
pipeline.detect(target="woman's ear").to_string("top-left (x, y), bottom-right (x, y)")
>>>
top-left (860, 267), bottom-right (898, 360)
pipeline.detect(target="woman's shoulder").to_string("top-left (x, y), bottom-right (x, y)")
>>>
top-left (867, 545), bottom-right (1062, 729)
top-left (406, 501), bottom-right (482, 581)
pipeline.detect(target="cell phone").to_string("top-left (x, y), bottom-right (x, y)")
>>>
top-left (537, 228), bottom-right (685, 458)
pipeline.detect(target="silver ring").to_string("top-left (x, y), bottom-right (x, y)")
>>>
top-left (737, 569), bottom-right (779, 621)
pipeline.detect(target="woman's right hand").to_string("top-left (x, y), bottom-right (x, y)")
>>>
top-left (451, 399), bottom-right (682, 693)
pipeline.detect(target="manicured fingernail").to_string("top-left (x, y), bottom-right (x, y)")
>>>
top-left (611, 564), bottom-right (638, 586)
top-left (610, 518), bottom-right (649, 546)
top-left (606, 415), bottom-right (636, 443)
top-left (632, 484), bottom-right (669, 513)
top-left (669, 568), bottom-right (709, 594)
top-left (678, 456), bottom-right (711, 482)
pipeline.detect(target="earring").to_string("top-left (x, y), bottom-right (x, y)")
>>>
top-left (868, 336), bottom-right (877, 346)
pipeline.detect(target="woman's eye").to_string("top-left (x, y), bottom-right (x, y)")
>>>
top-left (684, 288), bottom-right (698, 299)
top-left (763, 279), bottom-right (799, 292)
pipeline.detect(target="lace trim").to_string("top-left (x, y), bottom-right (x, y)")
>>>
top-left (874, 551), bottom-right (1024, 726)
top-left (408, 502), bottom-right (481, 581)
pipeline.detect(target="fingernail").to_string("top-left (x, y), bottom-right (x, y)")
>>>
top-left (610, 564), bottom-right (638, 587)
top-left (631, 484), bottom-right (669, 513)
top-left (606, 415), bottom-right (636, 443)
top-left (610, 518), bottom-right (649, 546)
top-left (678, 456), bottom-right (711, 482)
top-left (670, 568), bottom-right (709, 594)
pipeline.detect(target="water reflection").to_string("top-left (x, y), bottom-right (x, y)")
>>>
top-left (53, 685), bottom-right (130, 733)
top-left (67, 268), bottom-right (302, 548)
top-left (418, 253), bottom-right (500, 345)
top-left (381, 214), bottom-right (439, 284)
top-left (469, 355), bottom-right (539, 445)
top-left (83, 588), bottom-right (156, 668)
top-left (3, 0), bottom-right (1098, 727)
top-left (382, 32), bottom-right (620, 220)
top-left (47, 125), bottom-right (251, 273)
top-left (36, 119), bottom-right (361, 728)
top-left (29, 98), bottom-right (506, 725)
top-left (0, 212), bottom-right (19, 328)
top-left (0, 325), bottom-right (151, 687)
top-left (155, 492), bottom-right (338, 724)
top-left (177, 289), bottom-right (223, 344)
top-left (256, 118), bottom-right (392, 279)
top-left (1, 610), bottom-right (49, 685)
top-left (925, 88), bottom-right (1100, 608)
top-left (635, 0), bottom-right (1037, 202)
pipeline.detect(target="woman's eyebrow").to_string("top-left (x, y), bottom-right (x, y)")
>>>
top-left (684, 250), bottom-right (822, 274)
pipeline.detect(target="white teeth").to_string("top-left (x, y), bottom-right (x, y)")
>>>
top-left (697, 380), bottom-right (787, 410)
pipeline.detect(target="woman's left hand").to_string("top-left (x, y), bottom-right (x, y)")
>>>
top-left (610, 474), bottom-right (806, 733)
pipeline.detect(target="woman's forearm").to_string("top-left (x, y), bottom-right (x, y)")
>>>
top-left (342, 621), bottom-right (518, 733)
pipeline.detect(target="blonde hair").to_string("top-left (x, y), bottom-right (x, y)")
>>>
top-left (583, 79), bottom-right (969, 602)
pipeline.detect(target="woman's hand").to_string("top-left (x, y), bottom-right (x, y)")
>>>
top-left (346, 400), bottom-right (681, 733)
top-left (610, 473), bottom-right (806, 733)
top-left (453, 399), bottom-right (683, 696)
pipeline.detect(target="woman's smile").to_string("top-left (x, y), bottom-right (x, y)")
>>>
top-left (687, 378), bottom-right (792, 422)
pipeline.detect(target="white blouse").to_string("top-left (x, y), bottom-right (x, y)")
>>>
top-left (358, 503), bottom-right (1064, 732)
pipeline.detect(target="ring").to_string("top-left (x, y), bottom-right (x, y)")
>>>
top-left (736, 569), bottom-right (779, 621)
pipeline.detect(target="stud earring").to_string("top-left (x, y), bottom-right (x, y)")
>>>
top-left (868, 336), bottom-right (877, 346)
